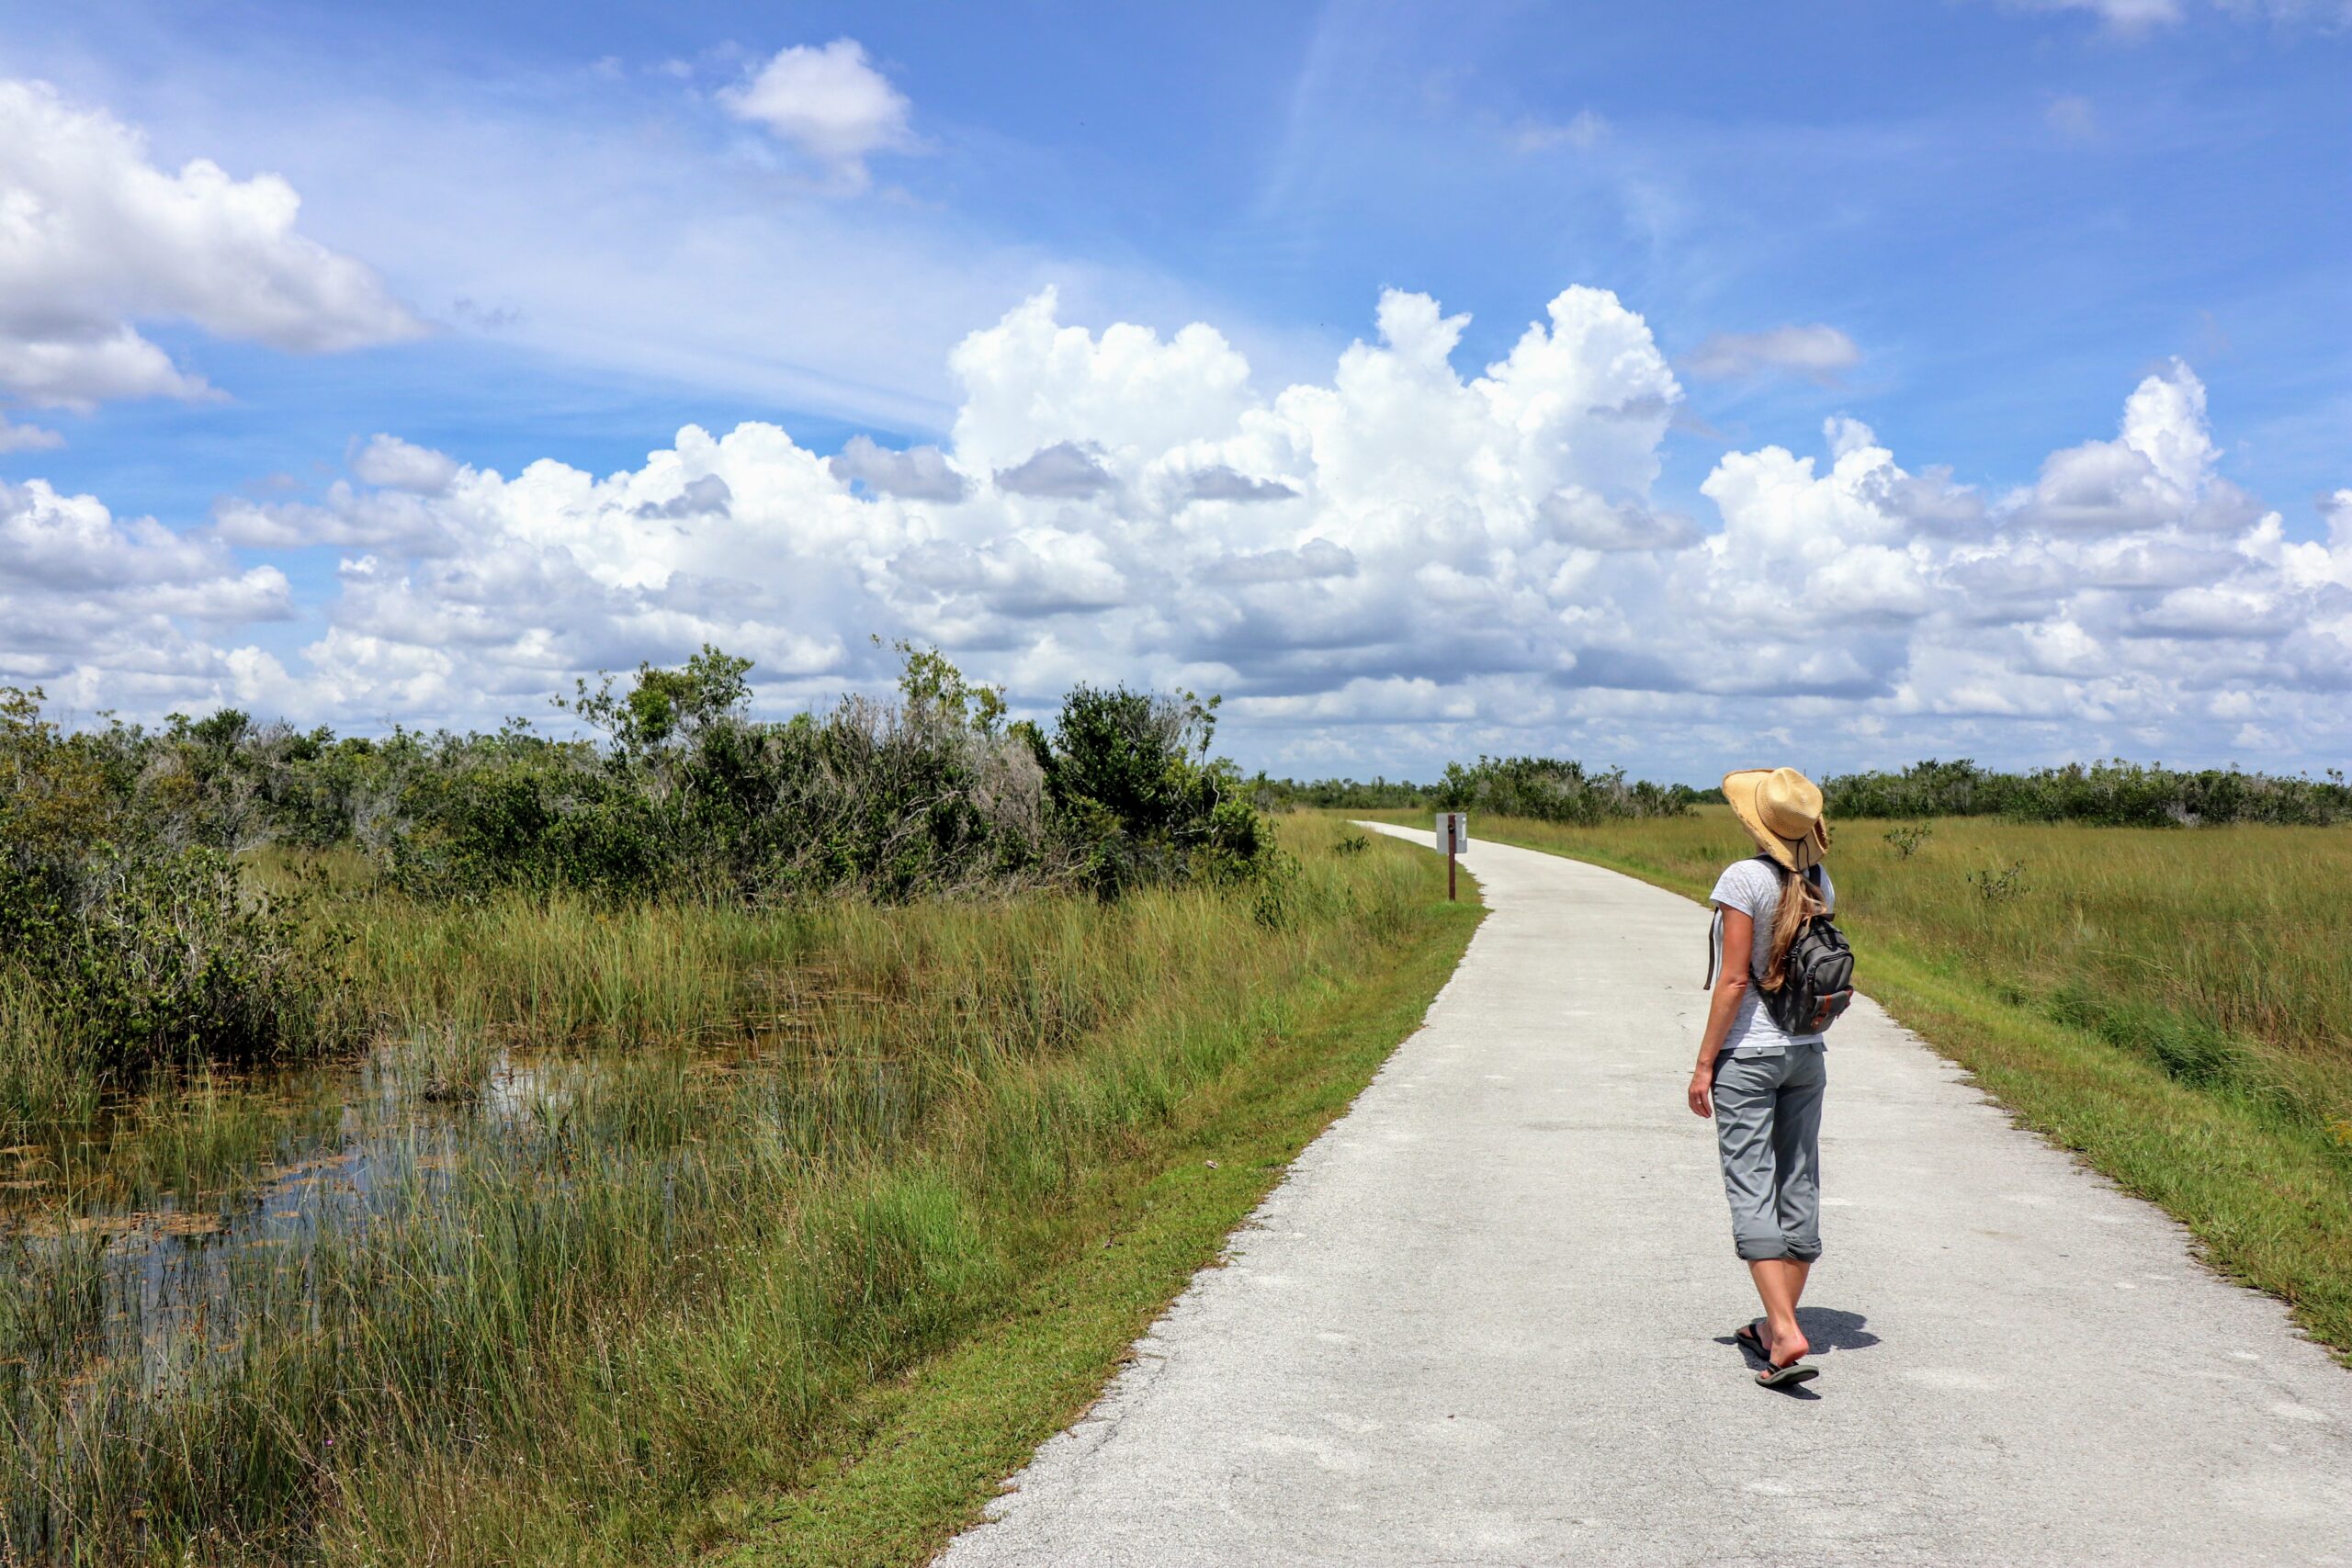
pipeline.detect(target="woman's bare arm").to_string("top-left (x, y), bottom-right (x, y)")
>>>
top-left (1687, 905), bottom-right (1753, 1118)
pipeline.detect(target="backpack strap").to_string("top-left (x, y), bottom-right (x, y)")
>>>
top-left (1702, 907), bottom-right (1724, 990)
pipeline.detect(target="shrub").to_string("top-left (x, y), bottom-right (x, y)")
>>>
top-left (0, 845), bottom-right (348, 1077)
top-left (1020, 687), bottom-right (1268, 896)
top-left (1, 691), bottom-right (350, 1091)
top-left (1431, 755), bottom-right (1701, 824)
top-left (1882, 823), bottom-right (1932, 860)
top-left (1965, 862), bottom-right (2027, 903)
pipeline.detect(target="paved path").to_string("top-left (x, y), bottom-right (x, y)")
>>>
top-left (939, 829), bottom-right (2352, 1566)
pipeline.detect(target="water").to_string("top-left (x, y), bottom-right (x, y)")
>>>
top-left (0, 1036), bottom-right (680, 1395)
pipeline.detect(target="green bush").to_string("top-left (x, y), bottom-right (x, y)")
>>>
top-left (1, 691), bottom-right (350, 1096)
top-left (0, 647), bottom-right (1279, 1105)
top-left (1431, 755), bottom-right (1699, 824)
top-left (1260, 756), bottom-right (1699, 823)
top-left (0, 844), bottom-right (347, 1077)
top-left (1019, 686), bottom-right (1267, 896)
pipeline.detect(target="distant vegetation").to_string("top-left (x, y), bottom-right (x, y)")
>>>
top-left (1275, 754), bottom-right (2352, 830)
top-left (1268, 756), bottom-right (1702, 823)
top-left (1821, 757), bottom-right (2352, 827)
top-left (0, 644), bottom-right (1270, 1121)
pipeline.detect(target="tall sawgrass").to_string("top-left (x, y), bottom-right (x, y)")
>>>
top-left (0, 816), bottom-right (1440, 1563)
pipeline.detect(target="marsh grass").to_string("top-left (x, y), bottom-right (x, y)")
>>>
top-left (0, 815), bottom-right (1450, 1563)
top-left (1375, 807), bottom-right (2352, 1354)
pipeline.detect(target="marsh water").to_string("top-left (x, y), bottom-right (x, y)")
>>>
top-left (0, 1030), bottom-right (741, 1396)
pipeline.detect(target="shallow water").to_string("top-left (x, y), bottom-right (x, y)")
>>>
top-left (0, 1035), bottom-right (695, 1394)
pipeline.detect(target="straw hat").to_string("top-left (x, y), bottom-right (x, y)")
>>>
top-left (1722, 766), bottom-right (1829, 872)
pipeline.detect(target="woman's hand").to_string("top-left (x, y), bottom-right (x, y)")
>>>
top-left (1687, 1066), bottom-right (1713, 1119)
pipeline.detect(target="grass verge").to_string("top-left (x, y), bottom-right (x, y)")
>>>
top-left (1357, 808), bottom-right (2352, 1363)
top-left (704, 850), bottom-right (1481, 1566)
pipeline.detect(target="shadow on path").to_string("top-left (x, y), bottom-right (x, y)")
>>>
top-left (1713, 1308), bottom-right (1879, 1399)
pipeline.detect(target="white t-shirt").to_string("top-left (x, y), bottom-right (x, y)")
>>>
top-left (1708, 855), bottom-right (1836, 1056)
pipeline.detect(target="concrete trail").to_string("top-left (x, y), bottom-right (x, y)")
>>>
top-left (938, 828), bottom-right (2352, 1566)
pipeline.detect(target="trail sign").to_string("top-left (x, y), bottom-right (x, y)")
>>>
top-left (1435, 812), bottom-right (1468, 901)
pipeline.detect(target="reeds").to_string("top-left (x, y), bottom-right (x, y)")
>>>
top-left (0, 815), bottom-right (1439, 1563)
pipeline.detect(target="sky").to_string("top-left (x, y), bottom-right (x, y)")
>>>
top-left (0, 0), bottom-right (2347, 784)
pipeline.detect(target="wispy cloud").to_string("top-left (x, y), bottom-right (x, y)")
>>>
top-left (1510, 108), bottom-right (1610, 153)
top-left (2046, 94), bottom-right (2099, 140)
top-left (1997, 0), bottom-right (2352, 34)
top-left (1685, 324), bottom-right (1861, 384)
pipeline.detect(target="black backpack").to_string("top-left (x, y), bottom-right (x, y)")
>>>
top-left (1757, 863), bottom-right (1855, 1036)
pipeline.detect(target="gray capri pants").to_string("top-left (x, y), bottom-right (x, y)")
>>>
top-left (1713, 1046), bottom-right (1827, 1262)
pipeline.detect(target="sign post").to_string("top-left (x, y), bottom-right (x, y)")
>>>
top-left (1435, 811), bottom-right (1468, 901)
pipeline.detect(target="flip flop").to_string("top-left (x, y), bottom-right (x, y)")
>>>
top-left (1756, 1359), bottom-right (1819, 1390)
top-left (1735, 1321), bottom-right (1769, 1359)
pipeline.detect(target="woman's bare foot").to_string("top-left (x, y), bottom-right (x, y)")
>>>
top-left (1764, 1317), bottom-right (1810, 1367)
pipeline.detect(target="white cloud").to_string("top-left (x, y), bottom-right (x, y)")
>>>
top-left (1183, 466), bottom-right (1299, 503)
top-left (828, 435), bottom-right (969, 501)
top-left (995, 442), bottom-right (1115, 498)
top-left (1998, 0), bottom-right (2351, 30)
top-left (0, 415), bottom-right (65, 453)
top-left (2046, 95), bottom-right (2098, 140)
top-left (351, 434), bottom-right (459, 493)
top-left (2008, 0), bottom-right (2188, 32)
top-left (2012, 360), bottom-right (2257, 534)
top-left (0, 78), bottom-right (422, 412)
top-left (0, 478), bottom-right (289, 701)
top-left (1510, 109), bottom-right (1610, 153)
top-left (13, 286), bottom-right (2352, 773)
top-left (1686, 324), bottom-right (1861, 383)
top-left (718, 39), bottom-right (917, 189)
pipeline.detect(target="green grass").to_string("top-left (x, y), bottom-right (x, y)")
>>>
top-left (705, 852), bottom-right (1481, 1566)
top-left (0, 815), bottom-right (1479, 1563)
top-left (1363, 807), bottom-right (2352, 1361)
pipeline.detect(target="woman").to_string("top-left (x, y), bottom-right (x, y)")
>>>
top-left (1685, 766), bottom-right (1835, 1390)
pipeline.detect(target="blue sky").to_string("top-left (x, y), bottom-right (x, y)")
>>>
top-left (1, 0), bottom-right (2347, 780)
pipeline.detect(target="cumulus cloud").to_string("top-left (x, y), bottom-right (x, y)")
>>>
top-left (352, 434), bottom-right (459, 493)
top-left (635, 474), bottom-right (733, 520)
top-left (1685, 324), bottom-right (1861, 384)
top-left (0, 78), bottom-right (422, 412)
top-left (828, 434), bottom-right (969, 501)
top-left (1202, 539), bottom-right (1357, 584)
top-left (1184, 466), bottom-right (1299, 503)
top-left (994, 442), bottom-right (1115, 498)
top-left (0, 478), bottom-right (290, 705)
top-left (15, 284), bottom-right (2352, 773)
top-left (2012, 360), bottom-right (2258, 534)
top-left (718, 39), bottom-right (916, 188)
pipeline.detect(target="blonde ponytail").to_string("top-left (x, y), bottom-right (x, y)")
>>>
top-left (1759, 866), bottom-right (1820, 993)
